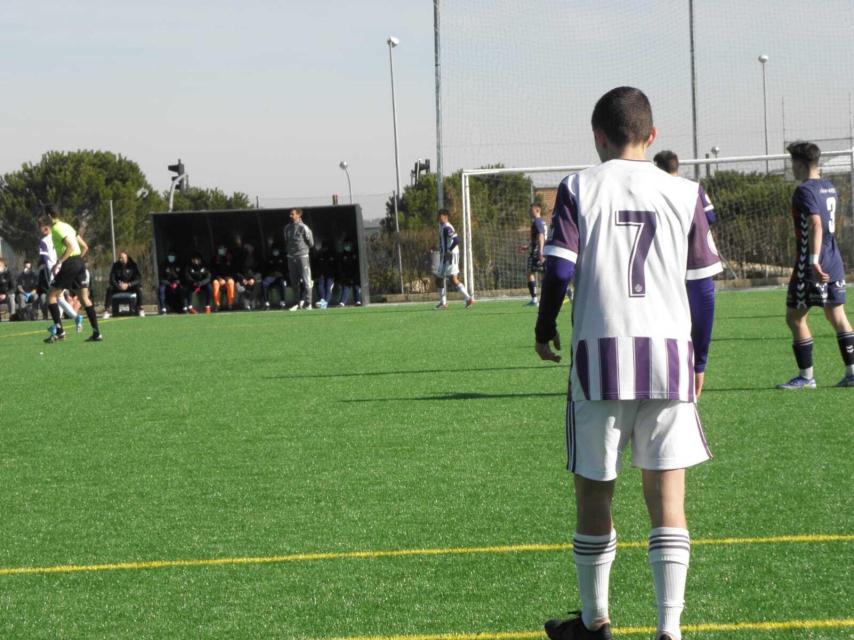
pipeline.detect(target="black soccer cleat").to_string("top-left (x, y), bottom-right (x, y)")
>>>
top-left (545, 612), bottom-right (612, 640)
top-left (86, 333), bottom-right (103, 342)
top-left (44, 330), bottom-right (66, 344)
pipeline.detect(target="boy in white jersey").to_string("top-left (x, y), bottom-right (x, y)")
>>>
top-left (535, 88), bottom-right (721, 640)
top-left (435, 209), bottom-right (474, 309)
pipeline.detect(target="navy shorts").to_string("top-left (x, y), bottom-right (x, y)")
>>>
top-left (786, 274), bottom-right (847, 309)
top-left (527, 253), bottom-right (544, 274)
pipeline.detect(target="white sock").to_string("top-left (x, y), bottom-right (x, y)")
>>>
top-left (846, 364), bottom-right (854, 376)
top-left (648, 527), bottom-right (690, 640)
top-left (455, 282), bottom-right (470, 301)
top-left (440, 287), bottom-right (447, 305)
top-left (573, 530), bottom-right (617, 630)
top-left (800, 366), bottom-right (814, 379)
top-left (58, 298), bottom-right (76, 319)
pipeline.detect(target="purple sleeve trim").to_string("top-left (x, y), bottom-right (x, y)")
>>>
top-left (535, 256), bottom-right (575, 343)
top-left (687, 277), bottom-right (715, 372)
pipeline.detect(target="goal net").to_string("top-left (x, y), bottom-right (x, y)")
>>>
top-left (460, 150), bottom-right (854, 297)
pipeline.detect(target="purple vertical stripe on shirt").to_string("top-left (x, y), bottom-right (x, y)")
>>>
top-left (575, 340), bottom-right (590, 400)
top-left (687, 342), bottom-right (695, 402)
top-left (599, 337), bottom-right (619, 400)
top-left (634, 337), bottom-right (652, 399)
top-left (666, 338), bottom-right (680, 400)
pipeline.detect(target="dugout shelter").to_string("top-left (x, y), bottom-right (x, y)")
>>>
top-left (150, 205), bottom-right (369, 304)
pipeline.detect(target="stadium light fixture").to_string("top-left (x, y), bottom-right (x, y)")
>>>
top-left (758, 55), bottom-right (770, 173)
top-left (386, 35), bottom-right (405, 295)
top-left (338, 161), bottom-right (352, 204)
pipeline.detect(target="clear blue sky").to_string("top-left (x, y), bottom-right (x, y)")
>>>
top-left (2, 1), bottom-right (852, 220)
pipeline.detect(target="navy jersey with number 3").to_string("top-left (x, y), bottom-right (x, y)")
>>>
top-left (791, 179), bottom-right (844, 281)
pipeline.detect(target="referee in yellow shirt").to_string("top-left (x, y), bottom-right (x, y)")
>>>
top-left (41, 204), bottom-right (102, 343)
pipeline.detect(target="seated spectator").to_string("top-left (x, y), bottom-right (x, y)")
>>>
top-left (336, 240), bottom-right (362, 307)
top-left (158, 250), bottom-right (186, 314)
top-left (313, 239), bottom-right (336, 309)
top-left (183, 252), bottom-right (213, 314)
top-left (210, 244), bottom-right (235, 311)
top-left (235, 243), bottom-right (262, 310)
top-left (15, 260), bottom-right (39, 317)
top-left (262, 246), bottom-right (288, 309)
top-left (103, 251), bottom-right (145, 318)
top-left (0, 258), bottom-right (16, 321)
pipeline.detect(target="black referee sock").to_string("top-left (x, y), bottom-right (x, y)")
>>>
top-left (837, 331), bottom-right (854, 366)
top-left (527, 280), bottom-right (536, 298)
top-left (85, 305), bottom-right (100, 334)
top-left (48, 303), bottom-right (63, 331)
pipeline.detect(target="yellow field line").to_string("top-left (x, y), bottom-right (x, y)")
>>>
top-left (326, 618), bottom-right (854, 640)
top-left (0, 316), bottom-right (132, 339)
top-left (0, 533), bottom-right (850, 578)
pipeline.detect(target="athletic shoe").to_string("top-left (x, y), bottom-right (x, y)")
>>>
top-left (776, 375), bottom-right (817, 390)
top-left (44, 330), bottom-right (66, 344)
top-left (138, 309), bottom-right (146, 317)
top-left (465, 298), bottom-right (476, 309)
top-left (204, 306), bottom-right (212, 314)
top-left (338, 302), bottom-right (345, 307)
top-left (525, 299), bottom-right (538, 306)
top-left (545, 612), bottom-right (612, 640)
top-left (288, 304), bottom-right (300, 312)
top-left (75, 314), bottom-right (84, 333)
top-left (182, 306), bottom-right (189, 314)
top-left (160, 307), bottom-right (167, 315)
top-left (102, 310), bottom-right (111, 319)
top-left (836, 374), bottom-right (854, 388)
top-left (86, 333), bottom-right (103, 342)
top-left (435, 302), bottom-right (448, 310)
top-left (278, 301), bottom-right (287, 309)
top-left (189, 307), bottom-right (198, 315)
top-left (264, 301), bottom-right (271, 310)
top-left (355, 301), bottom-right (362, 307)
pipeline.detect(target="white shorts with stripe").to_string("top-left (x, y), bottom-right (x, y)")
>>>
top-left (438, 251), bottom-right (460, 277)
top-left (566, 399), bottom-right (711, 481)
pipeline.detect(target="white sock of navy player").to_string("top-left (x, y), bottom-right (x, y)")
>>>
top-left (455, 282), bottom-right (471, 301)
top-left (648, 527), bottom-right (690, 640)
top-left (58, 297), bottom-right (77, 319)
top-left (573, 530), bottom-right (617, 630)
top-left (440, 285), bottom-right (447, 306)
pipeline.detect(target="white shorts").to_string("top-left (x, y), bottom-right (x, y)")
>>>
top-left (566, 399), bottom-right (712, 481)
top-left (432, 251), bottom-right (460, 277)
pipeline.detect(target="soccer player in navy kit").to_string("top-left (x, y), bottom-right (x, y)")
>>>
top-left (535, 88), bottom-right (721, 640)
top-left (525, 204), bottom-right (546, 305)
top-left (778, 142), bottom-right (854, 389)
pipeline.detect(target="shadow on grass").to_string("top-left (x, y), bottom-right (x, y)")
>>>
top-left (341, 390), bottom-right (565, 402)
top-left (265, 364), bottom-right (566, 380)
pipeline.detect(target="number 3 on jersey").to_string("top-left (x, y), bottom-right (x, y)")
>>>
top-left (616, 210), bottom-right (657, 298)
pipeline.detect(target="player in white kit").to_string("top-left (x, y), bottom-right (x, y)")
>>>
top-left (536, 88), bottom-right (721, 640)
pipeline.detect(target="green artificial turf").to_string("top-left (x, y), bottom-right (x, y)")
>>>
top-left (0, 289), bottom-right (851, 638)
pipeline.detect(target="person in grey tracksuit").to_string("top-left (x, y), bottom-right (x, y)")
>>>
top-left (284, 208), bottom-right (315, 308)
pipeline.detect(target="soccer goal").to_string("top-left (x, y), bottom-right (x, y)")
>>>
top-left (459, 149), bottom-right (854, 298)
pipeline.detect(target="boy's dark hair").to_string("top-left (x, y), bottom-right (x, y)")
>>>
top-left (43, 203), bottom-right (59, 218)
top-left (787, 141), bottom-right (821, 166)
top-left (653, 150), bottom-right (679, 174)
top-left (437, 208), bottom-right (450, 218)
top-left (37, 215), bottom-right (53, 228)
top-left (591, 87), bottom-right (654, 147)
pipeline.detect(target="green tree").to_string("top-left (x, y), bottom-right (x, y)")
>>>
top-left (0, 150), bottom-right (164, 266)
top-left (169, 187), bottom-right (252, 212)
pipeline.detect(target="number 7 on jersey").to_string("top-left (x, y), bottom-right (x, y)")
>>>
top-left (615, 210), bottom-right (657, 298)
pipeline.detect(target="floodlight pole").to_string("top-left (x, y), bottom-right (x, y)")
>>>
top-left (168, 174), bottom-right (189, 212)
top-left (689, 0), bottom-right (699, 180)
top-left (339, 161), bottom-right (352, 204)
top-left (434, 0), bottom-right (444, 209)
top-left (759, 54), bottom-right (770, 173)
top-left (387, 36), bottom-right (405, 295)
top-left (109, 200), bottom-right (117, 263)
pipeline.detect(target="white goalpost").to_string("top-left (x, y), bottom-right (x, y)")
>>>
top-left (459, 149), bottom-right (854, 299)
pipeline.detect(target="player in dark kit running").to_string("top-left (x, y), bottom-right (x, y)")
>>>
top-left (41, 205), bottom-right (102, 343)
top-left (778, 142), bottom-right (854, 389)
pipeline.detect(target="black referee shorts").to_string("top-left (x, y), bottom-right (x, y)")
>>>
top-left (53, 256), bottom-right (87, 291)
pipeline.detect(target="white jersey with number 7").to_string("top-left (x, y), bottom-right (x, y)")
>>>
top-left (545, 159), bottom-right (722, 402)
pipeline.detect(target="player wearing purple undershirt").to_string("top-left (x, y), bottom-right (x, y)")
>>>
top-left (535, 87), bottom-right (721, 640)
